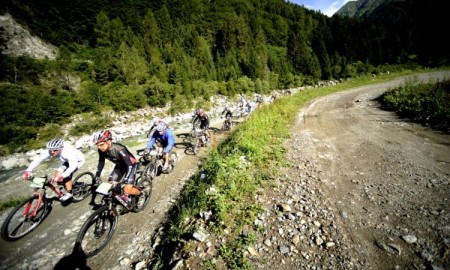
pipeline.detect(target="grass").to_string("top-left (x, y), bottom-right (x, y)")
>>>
top-left (0, 196), bottom-right (27, 213)
top-left (152, 67), bottom-right (449, 268)
top-left (378, 76), bottom-right (450, 133)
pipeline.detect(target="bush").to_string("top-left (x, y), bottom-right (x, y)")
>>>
top-left (69, 114), bottom-right (113, 136)
top-left (379, 78), bottom-right (450, 132)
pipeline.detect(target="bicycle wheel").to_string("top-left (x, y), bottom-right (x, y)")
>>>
top-left (72, 172), bottom-right (95, 202)
top-left (193, 141), bottom-right (200, 155)
top-left (188, 129), bottom-right (197, 142)
top-left (76, 205), bottom-right (118, 258)
top-left (141, 162), bottom-right (157, 181)
top-left (133, 176), bottom-right (152, 213)
top-left (165, 152), bottom-right (178, 173)
top-left (1, 195), bottom-right (48, 241)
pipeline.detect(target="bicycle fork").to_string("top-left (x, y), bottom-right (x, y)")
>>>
top-left (24, 193), bottom-right (44, 219)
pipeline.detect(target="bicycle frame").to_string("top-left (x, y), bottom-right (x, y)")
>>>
top-left (25, 177), bottom-right (64, 218)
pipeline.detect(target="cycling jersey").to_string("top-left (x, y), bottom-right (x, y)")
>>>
top-left (193, 113), bottom-right (210, 130)
top-left (147, 128), bottom-right (175, 154)
top-left (95, 142), bottom-right (137, 183)
top-left (26, 142), bottom-right (85, 179)
top-left (222, 108), bottom-right (233, 118)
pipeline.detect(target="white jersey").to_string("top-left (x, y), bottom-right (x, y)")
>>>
top-left (26, 142), bottom-right (85, 178)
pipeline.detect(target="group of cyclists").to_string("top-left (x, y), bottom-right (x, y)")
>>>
top-left (20, 108), bottom-right (212, 205)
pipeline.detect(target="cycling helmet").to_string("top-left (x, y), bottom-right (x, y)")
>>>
top-left (196, 109), bottom-right (204, 114)
top-left (156, 122), bottom-right (167, 132)
top-left (151, 117), bottom-right (160, 126)
top-left (46, 138), bottom-right (64, 150)
top-left (92, 130), bottom-right (112, 144)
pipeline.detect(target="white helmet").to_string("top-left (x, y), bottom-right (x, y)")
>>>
top-left (46, 138), bottom-right (64, 150)
top-left (156, 122), bottom-right (167, 132)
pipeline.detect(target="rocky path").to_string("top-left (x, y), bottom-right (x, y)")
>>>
top-left (248, 72), bottom-right (450, 270)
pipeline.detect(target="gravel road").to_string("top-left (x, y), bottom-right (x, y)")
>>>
top-left (248, 71), bottom-right (450, 270)
top-left (0, 71), bottom-right (449, 270)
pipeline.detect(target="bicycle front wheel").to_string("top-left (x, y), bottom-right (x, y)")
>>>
top-left (141, 162), bottom-right (157, 181)
top-left (75, 205), bottom-right (118, 258)
top-left (133, 176), bottom-right (152, 213)
top-left (165, 152), bottom-right (178, 173)
top-left (72, 172), bottom-right (95, 202)
top-left (1, 195), bottom-right (48, 241)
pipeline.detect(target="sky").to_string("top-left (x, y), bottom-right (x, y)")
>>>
top-left (288, 0), bottom-right (353, 17)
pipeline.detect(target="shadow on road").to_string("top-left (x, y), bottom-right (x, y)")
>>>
top-left (54, 243), bottom-right (91, 270)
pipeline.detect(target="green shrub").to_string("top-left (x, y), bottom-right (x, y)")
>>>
top-left (379, 78), bottom-right (450, 132)
top-left (69, 115), bottom-right (113, 136)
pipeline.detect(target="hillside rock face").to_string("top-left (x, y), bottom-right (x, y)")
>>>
top-left (0, 13), bottom-right (58, 59)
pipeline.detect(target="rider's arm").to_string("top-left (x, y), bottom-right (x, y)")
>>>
top-left (120, 149), bottom-right (136, 183)
top-left (192, 115), bottom-right (199, 126)
top-left (147, 123), bottom-right (156, 137)
top-left (25, 150), bottom-right (51, 173)
top-left (204, 115), bottom-right (210, 129)
top-left (95, 152), bottom-right (106, 178)
top-left (163, 130), bottom-right (175, 153)
top-left (146, 131), bottom-right (158, 149)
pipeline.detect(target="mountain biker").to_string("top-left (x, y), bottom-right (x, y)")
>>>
top-left (239, 94), bottom-right (247, 107)
top-left (92, 130), bottom-right (141, 204)
top-left (21, 138), bottom-right (86, 202)
top-left (255, 94), bottom-right (263, 107)
top-left (192, 108), bottom-right (210, 141)
top-left (145, 122), bottom-right (175, 171)
top-left (146, 117), bottom-right (169, 138)
top-left (221, 105), bottom-right (233, 119)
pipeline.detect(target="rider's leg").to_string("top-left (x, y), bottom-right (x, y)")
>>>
top-left (121, 164), bottom-right (140, 196)
top-left (162, 152), bottom-right (169, 170)
top-left (124, 184), bottom-right (140, 195)
top-left (65, 179), bottom-right (73, 193)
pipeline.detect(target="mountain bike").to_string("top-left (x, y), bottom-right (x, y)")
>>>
top-left (1, 172), bottom-right (94, 241)
top-left (75, 172), bottom-right (151, 258)
top-left (188, 121), bottom-right (202, 142)
top-left (222, 115), bottom-right (232, 131)
top-left (137, 146), bottom-right (178, 181)
top-left (191, 128), bottom-right (209, 155)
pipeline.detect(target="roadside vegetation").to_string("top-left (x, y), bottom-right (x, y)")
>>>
top-left (151, 69), bottom-right (448, 268)
top-left (378, 77), bottom-right (450, 133)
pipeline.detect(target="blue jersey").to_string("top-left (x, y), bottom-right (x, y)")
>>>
top-left (147, 128), bottom-right (175, 153)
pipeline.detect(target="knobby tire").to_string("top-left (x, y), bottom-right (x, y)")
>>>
top-left (72, 172), bottom-right (95, 202)
top-left (75, 205), bottom-right (118, 258)
top-left (1, 195), bottom-right (48, 241)
top-left (132, 176), bottom-right (152, 213)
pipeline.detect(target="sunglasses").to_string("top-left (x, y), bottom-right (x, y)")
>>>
top-left (50, 149), bottom-right (60, 153)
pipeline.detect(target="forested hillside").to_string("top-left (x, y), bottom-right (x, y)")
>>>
top-left (0, 0), bottom-right (448, 154)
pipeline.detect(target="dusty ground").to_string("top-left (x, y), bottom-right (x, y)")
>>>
top-left (247, 72), bottom-right (450, 270)
top-left (0, 71), bottom-right (449, 270)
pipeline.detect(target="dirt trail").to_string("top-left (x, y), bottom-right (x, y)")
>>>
top-left (251, 71), bottom-right (450, 269)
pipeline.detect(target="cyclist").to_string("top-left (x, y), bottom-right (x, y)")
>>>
top-left (192, 108), bottom-right (210, 141)
top-left (21, 138), bottom-right (86, 202)
top-left (255, 94), bottom-right (263, 107)
top-left (221, 105), bottom-right (233, 119)
top-left (146, 117), bottom-right (169, 138)
top-left (221, 105), bottom-right (233, 129)
top-left (145, 122), bottom-right (175, 171)
top-left (92, 130), bottom-right (141, 204)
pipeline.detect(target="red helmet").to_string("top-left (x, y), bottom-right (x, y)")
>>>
top-left (92, 130), bottom-right (112, 144)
